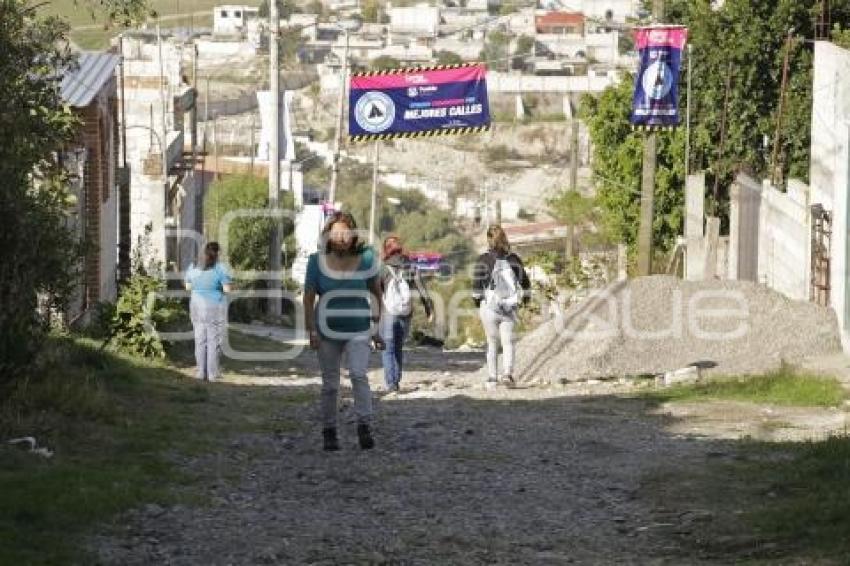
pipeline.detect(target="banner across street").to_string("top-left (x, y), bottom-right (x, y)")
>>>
top-left (348, 63), bottom-right (491, 141)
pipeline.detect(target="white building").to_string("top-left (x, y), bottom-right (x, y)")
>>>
top-left (283, 13), bottom-right (320, 41)
top-left (119, 35), bottom-right (201, 272)
top-left (389, 3), bottom-right (441, 38)
top-left (213, 5), bottom-right (260, 35)
top-left (536, 29), bottom-right (620, 64)
top-left (539, 0), bottom-right (640, 23)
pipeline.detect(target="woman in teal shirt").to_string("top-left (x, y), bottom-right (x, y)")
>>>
top-left (185, 242), bottom-right (232, 382)
top-left (303, 212), bottom-right (384, 451)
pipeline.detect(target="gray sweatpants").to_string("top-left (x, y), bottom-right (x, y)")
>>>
top-left (190, 298), bottom-right (226, 381)
top-left (318, 336), bottom-right (373, 428)
top-left (480, 304), bottom-right (517, 380)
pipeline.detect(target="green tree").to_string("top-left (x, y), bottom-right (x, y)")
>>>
top-left (78, 0), bottom-right (150, 24)
top-left (371, 55), bottom-right (402, 71)
top-left (582, 0), bottom-right (850, 255)
top-left (0, 1), bottom-right (87, 377)
top-left (436, 50), bottom-right (464, 66)
top-left (513, 34), bottom-right (534, 69)
top-left (258, 0), bottom-right (297, 19)
top-left (204, 175), bottom-right (295, 272)
top-left (678, 0), bottom-right (850, 188)
top-left (331, 160), bottom-right (472, 263)
top-left (548, 189), bottom-right (597, 258)
top-left (834, 24), bottom-right (850, 48)
top-left (480, 30), bottom-right (511, 71)
top-left (580, 77), bottom-right (685, 253)
top-left (361, 0), bottom-right (380, 23)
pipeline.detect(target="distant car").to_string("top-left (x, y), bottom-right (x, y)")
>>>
top-left (408, 252), bottom-right (450, 277)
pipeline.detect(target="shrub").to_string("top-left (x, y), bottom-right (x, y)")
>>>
top-left (108, 274), bottom-right (180, 359)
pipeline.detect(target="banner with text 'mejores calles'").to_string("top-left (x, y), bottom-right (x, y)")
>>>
top-left (348, 63), bottom-right (491, 141)
top-left (630, 26), bottom-right (688, 130)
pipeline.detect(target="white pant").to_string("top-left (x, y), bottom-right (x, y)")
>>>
top-left (479, 305), bottom-right (516, 380)
top-left (190, 298), bottom-right (226, 381)
top-left (318, 336), bottom-right (373, 428)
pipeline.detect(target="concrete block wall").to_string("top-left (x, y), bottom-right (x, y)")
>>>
top-left (811, 41), bottom-right (850, 351)
top-left (757, 178), bottom-right (810, 301)
top-left (726, 173), bottom-right (811, 302)
top-left (728, 174), bottom-right (761, 282)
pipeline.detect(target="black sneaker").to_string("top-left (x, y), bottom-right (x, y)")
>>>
top-left (502, 374), bottom-right (516, 388)
top-left (322, 428), bottom-right (340, 451)
top-left (357, 424), bottom-right (375, 450)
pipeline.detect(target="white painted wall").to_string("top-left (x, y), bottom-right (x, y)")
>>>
top-left (389, 5), bottom-right (440, 37)
top-left (756, 178), bottom-right (811, 301)
top-left (487, 71), bottom-right (619, 93)
top-left (213, 5), bottom-right (258, 35)
top-left (195, 39), bottom-right (257, 58)
top-left (811, 41), bottom-right (850, 350)
top-left (724, 174), bottom-right (810, 301)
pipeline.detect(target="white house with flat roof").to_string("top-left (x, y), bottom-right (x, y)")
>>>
top-left (388, 3), bottom-right (440, 38)
top-left (213, 5), bottom-right (260, 35)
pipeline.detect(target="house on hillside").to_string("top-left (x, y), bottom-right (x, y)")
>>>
top-left (388, 3), bottom-right (441, 39)
top-left (60, 52), bottom-right (125, 322)
top-left (213, 5), bottom-right (260, 36)
top-left (535, 12), bottom-right (585, 35)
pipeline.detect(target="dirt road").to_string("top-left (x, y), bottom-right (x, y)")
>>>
top-left (91, 344), bottom-right (840, 564)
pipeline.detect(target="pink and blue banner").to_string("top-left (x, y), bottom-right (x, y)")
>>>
top-left (348, 63), bottom-right (491, 141)
top-left (630, 26), bottom-right (688, 130)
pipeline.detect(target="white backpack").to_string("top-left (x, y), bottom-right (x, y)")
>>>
top-left (486, 257), bottom-right (522, 313)
top-left (383, 265), bottom-right (412, 316)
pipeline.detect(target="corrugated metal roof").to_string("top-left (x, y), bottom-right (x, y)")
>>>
top-left (60, 52), bottom-right (120, 108)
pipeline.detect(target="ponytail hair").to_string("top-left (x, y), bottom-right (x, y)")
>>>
top-left (202, 242), bottom-right (220, 270)
top-left (486, 225), bottom-right (510, 255)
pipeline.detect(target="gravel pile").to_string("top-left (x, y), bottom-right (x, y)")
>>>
top-left (514, 276), bottom-right (842, 384)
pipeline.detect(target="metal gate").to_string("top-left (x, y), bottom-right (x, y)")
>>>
top-left (811, 204), bottom-right (832, 307)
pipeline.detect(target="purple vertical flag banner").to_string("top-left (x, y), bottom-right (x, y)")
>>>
top-left (348, 63), bottom-right (491, 141)
top-left (631, 26), bottom-right (689, 130)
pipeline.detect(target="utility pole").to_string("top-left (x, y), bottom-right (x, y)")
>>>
top-left (157, 21), bottom-right (171, 269)
top-left (636, 0), bottom-right (664, 276)
top-left (250, 113), bottom-right (255, 177)
top-left (329, 30), bottom-right (350, 206)
top-left (685, 43), bottom-right (693, 177)
top-left (712, 61), bottom-right (734, 206)
top-left (637, 135), bottom-right (657, 274)
top-left (484, 179), bottom-right (490, 230)
top-left (268, 0), bottom-right (282, 317)
top-left (570, 119), bottom-right (579, 191)
top-left (213, 116), bottom-right (219, 180)
top-left (192, 43), bottom-right (201, 239)
top-left (771, 29), bottom-right (795, 188)
top-left (369, 141), bottom-right (379, 244)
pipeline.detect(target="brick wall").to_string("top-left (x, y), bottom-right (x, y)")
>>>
top-left (76, 77), bottom-right (119, 306)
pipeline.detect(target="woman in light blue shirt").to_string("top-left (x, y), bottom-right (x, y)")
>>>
top-left (185, 242), bottom-right (232, 381)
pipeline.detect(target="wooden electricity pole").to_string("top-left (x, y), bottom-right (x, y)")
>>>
top-left (637, 0), bottom-right (664, 276)
top-left (770, 30), bottom-right (795, 188)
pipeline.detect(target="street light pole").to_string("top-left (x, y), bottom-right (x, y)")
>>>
top-left (369, 140), bottom-right (379, 244)
top-left (157, 21), bottom-right (172, 270)
top-left (329, 28), bottom-right (349, 207)
top-left (268, 0), bottom-right (282, 317)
